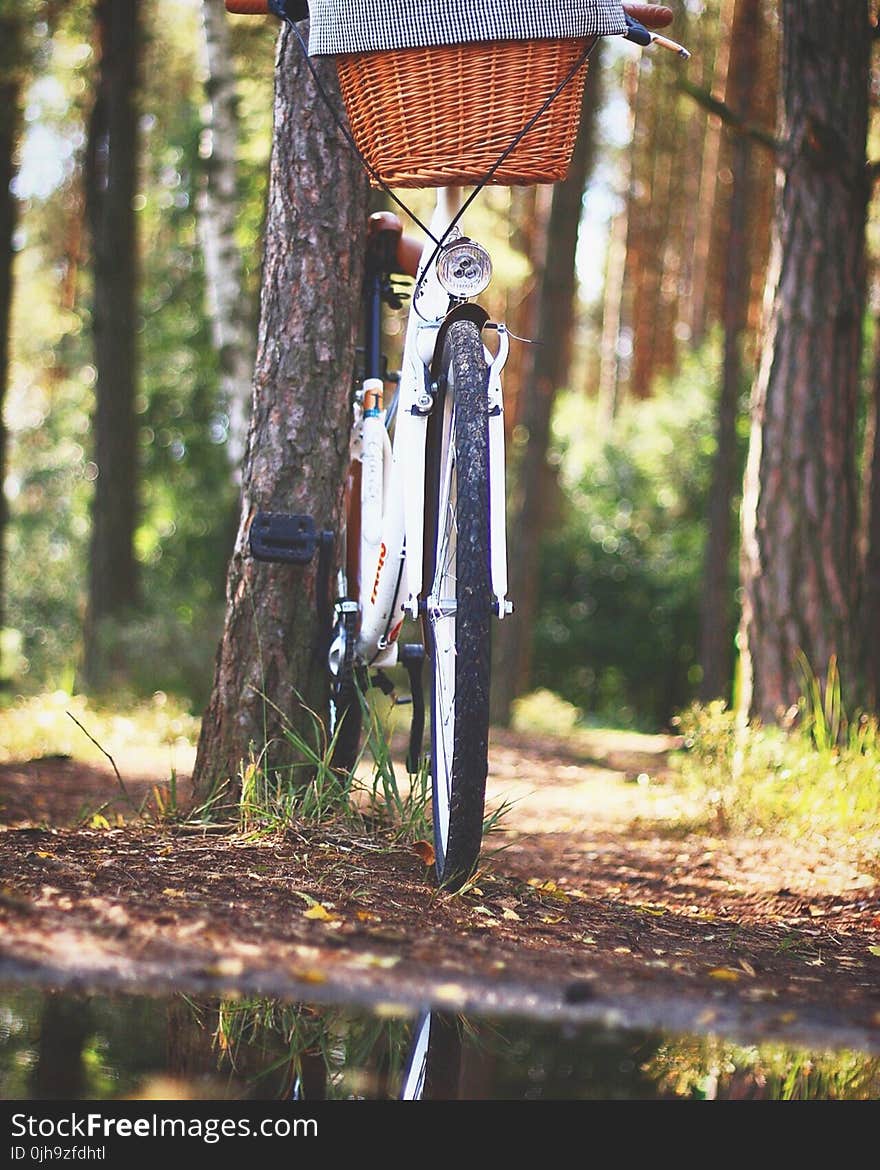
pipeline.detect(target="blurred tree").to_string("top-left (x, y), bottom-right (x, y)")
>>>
top-left (697, 0), bottom-right (763, 702)
top-left (862, 318), bottom-right (880, 709)
top-left (597, 54), bottom-right (637, 428)
top-left (191, 22), bottom-right (368, 798)
top-left (31, 992), bottom-right (92, 1099)
top-left (0, 2), bottom-right (27, 684)
top-left (686, 0), bottom-right (732, 349)
top-left (198, 0), bottom-right (254, 468)
top-left (739, 0), bottom-right (871, 722)
top-left (82, 0), bottom-right (142, 683)
top-left (490, 48), bottom-right (604, 725)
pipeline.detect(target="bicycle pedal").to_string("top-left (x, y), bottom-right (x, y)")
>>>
top-left (250, 512), bottom-right (331, 566)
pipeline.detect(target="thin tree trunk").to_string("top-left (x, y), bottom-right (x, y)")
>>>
top-left (860, 307), bottom-right (880, 709)
top-left (83, 0), bottom-right (142, 683)
top-left (688, 0), bottom-right (734, 347)
top-left (198, 0), bottom-right (254, 469)
top-left (192, 25), bottom-right (369, 799)
top-left (502, 184), bottom-right (547, 439)
top-left (597, 55), bottom-right (637, 429)
top-left (739, 0), bottom-right (870, 723)
top-left (0, 9), bottom-right (23, 684)
top-left (697, 0), bottom-right (762, 702)
top-left (490, 52), bottom-right (602, 725)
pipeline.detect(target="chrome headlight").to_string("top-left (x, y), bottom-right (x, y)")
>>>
top-left (436, 238), bottom-right (493, 298)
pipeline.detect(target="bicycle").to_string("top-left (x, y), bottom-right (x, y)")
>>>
top-left (228, 0), bottom-right (687, 890)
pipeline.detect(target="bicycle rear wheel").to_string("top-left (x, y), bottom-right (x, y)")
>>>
top-left (424, 318), bottom-right (491, 890)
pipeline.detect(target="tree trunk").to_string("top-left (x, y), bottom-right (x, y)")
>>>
top-left (0, 9), bottom-right (23, 684)
top-left (687, 0), bottom-right (733, 347)
top-left (489, 53), bottom-right (602, 725)
top-left (739, 0), bottom-right (870, 724)
top-left (83, 0), bottom-right (142, 682)
top-left (697, 0), bottom-right (762, 702)
top-left (191, 24), bottom-right (369, 800)
top-left (597, 54), bottom-right (637, 429)
top-left (860, 311), bottom-right (880, 710)
top-left (198, 0), bottom-right (255, 468)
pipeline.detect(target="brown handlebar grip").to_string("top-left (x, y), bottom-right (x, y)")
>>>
top-left (621, 3), bottom-right (674, 30)
top-left (225, 1), bottom-right (270, 14)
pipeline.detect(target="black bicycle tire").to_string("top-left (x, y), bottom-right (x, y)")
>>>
top-left (425, 318), bottom-right (491, 890)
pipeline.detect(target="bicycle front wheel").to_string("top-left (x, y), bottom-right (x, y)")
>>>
top-left (424, 318), bottom-right (491, 890)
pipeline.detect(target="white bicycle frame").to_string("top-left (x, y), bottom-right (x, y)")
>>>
top-left (342, 186), bottom-right (511, 676)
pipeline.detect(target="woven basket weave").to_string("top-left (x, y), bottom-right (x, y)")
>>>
top-left (335, 37), bottom-right (593, 188)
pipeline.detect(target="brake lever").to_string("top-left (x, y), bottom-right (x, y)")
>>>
top-left (624, 13), bottom-right (691, 60)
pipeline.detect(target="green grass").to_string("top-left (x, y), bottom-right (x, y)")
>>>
top-left (235, 688), bottom-right (433, 849)
top-left (0, 689), bottom-right (200, 766)
top-left (673, 693), bottom-right (880, 862)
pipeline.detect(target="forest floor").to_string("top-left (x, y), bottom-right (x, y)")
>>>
top-left (1, 725), bottom-right (879, 1055)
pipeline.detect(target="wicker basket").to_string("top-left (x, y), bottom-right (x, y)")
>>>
top-left (335, 37), bottom-right (594, 188)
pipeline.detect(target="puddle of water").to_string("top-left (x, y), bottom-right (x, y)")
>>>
top-left (1, 985), bottom-right (878, 1101)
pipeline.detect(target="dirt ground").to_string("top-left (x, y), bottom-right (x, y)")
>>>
top-left (1, 727), bottom-right (879, 1054)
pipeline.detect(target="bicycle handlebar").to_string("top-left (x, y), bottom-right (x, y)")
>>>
top-left (225, 2), bottom-right (678, 33)
top-left (225, 1), bottom-right (270, 13)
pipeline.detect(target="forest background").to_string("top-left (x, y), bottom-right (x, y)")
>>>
top-left (1, 0), bottom-right (876, 757)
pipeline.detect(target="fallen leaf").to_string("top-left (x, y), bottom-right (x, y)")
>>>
top-left (350, 953), bottom-right (400, 970)
top-left (868, 946), bottom-right (880, 958)
top-left (434, 983), bottom-right (465, 1003)
top-left (90, 814), bottom-right (110, 831)
top-left (708, 967), bottom-right (741, 982)
top-left (35, 851), bottom-right (53, 859)
top-left (372, 1002), bottom-right (410, 1018)
top-left (502, 907), bottom-right (521, 921)
top-left (303, 903), bottom-right (337, 921)
top-left (356, 909), bottom-right (381, 922)
top-left (527, 878), bottom-right (570, 902)
top-left (292, 968), bottom-right (327, 985)
top-left (162, 888), bottom-right (186, 898)
top-left (411, 840), bottom-right (435, 866)
top-left (635, 904), bottom-right (667, 917)
top-left (541, 914), bottom-right (564, 925)
top-left (739, 959), bottom-right (757, 977)
top-left (201, 957), bottom-right (244, 978)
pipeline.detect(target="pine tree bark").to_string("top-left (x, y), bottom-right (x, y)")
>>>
top-left (489, 53), bottom-right (602, 725)
top-left (191, 25), bottom-right (369, 799)
top-left (83, 0), bottom-right (142, 682)
top-left (739, 0), bottom-right (870, 723)
top-left (0, 9), bottom-right (23, 683)
top-left (198, 0), bottom-right (255, 468)
top-left (697, 0), bottom-right (762, 702)
top-left (860, 313), bottom-right (880, 710)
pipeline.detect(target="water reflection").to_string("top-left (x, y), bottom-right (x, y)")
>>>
top-left (1, 986), bottom-right (878, 1101)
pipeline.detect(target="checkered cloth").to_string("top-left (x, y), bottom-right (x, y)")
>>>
top-left (307, 0), bottom-right (628, 55)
